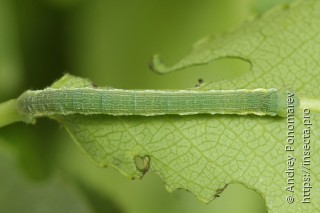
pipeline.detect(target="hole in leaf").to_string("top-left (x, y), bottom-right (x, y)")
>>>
top-left (134, 155), bottom-right (150, 175)
top-left (145, 56), bottom-right (251, 89)
top-left (181, 56), bottom-right (252, 82)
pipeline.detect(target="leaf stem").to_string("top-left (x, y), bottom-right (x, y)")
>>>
top-left (0, 99), bottom-right (25, 128)
top-left (299, 98), bottom-right (320, 114)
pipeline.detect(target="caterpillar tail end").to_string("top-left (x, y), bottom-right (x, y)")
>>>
top-left (16, 91), bottom-right (36, 125)
top-left (275, 89), bottom-right (300, 117)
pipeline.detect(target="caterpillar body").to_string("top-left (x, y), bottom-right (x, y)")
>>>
top-left (16, 88), bottom-right (291, 119)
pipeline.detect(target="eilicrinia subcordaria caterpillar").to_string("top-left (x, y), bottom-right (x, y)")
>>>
top-left (16, 88), bottom-right (292, 120)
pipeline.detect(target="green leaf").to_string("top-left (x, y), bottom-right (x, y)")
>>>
top-left (49, 1), bottom-right (319, 212)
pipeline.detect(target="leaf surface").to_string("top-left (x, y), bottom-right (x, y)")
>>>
top-left (51, 1), bottom-right (320, 212)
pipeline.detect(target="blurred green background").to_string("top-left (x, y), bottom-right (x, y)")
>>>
top-left (0, 0), bottom-right (291, 212)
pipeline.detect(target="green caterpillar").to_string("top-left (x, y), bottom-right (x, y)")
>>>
top-left (16, 88), bottom-right (292, 119)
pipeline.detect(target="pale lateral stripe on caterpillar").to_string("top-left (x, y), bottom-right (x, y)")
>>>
top-left (16, 88), bottom-right (292, 119)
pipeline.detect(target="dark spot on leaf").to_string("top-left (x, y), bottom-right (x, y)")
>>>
top-left (213, 184), bottom-right (228, 199)
top-left (195, 78), bottom-right (204, 87)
